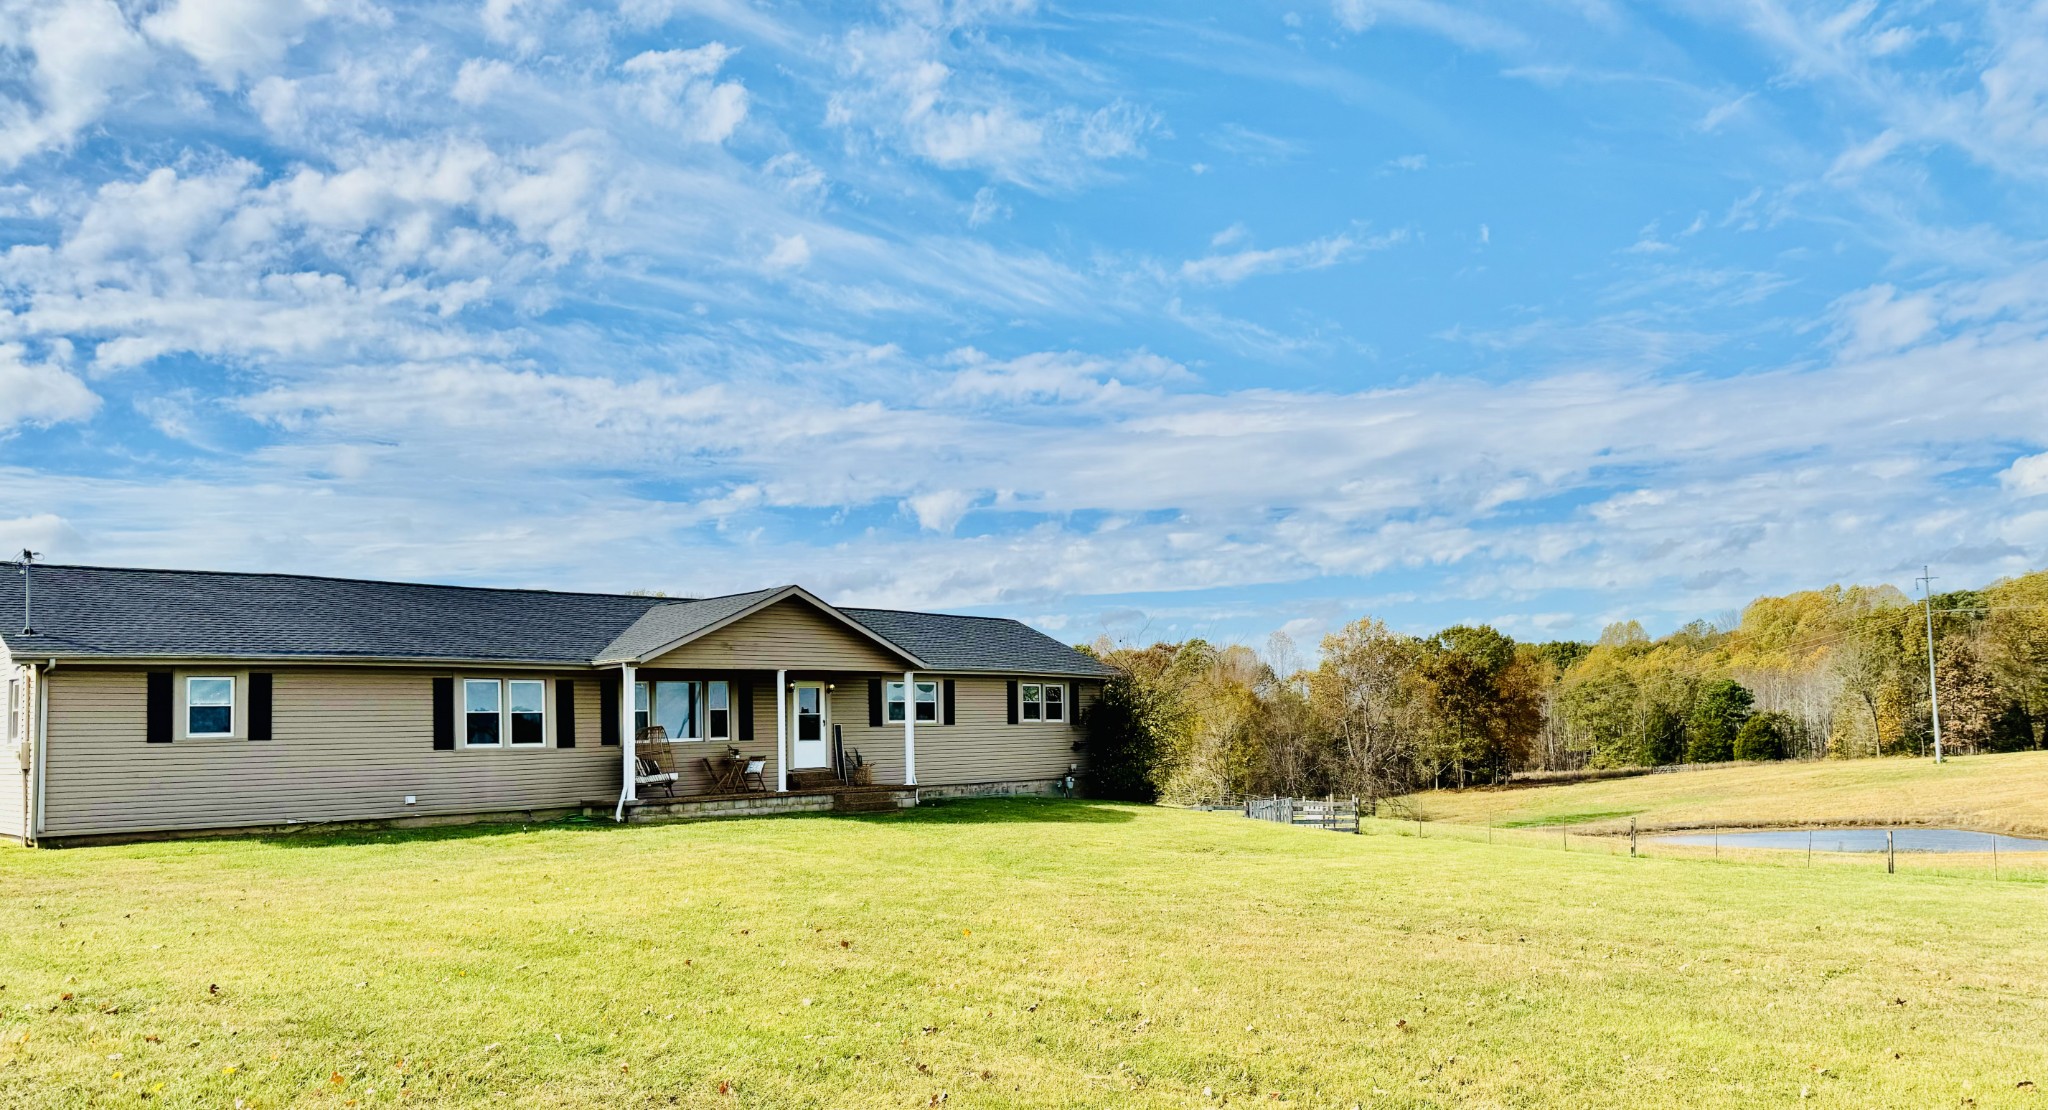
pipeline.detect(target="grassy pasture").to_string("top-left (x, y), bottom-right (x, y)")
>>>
top-left (1408, 750), bottom-right (2048, 837)
top-left (2, 799), bottom-right (2045, 1108)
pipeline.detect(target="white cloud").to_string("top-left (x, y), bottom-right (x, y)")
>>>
top-left (0, 0), bottom-right (151, 166)
top-left (621, 45), bottom-right (750, 143)
top-left (144, 0), bottom-right (333, 88)
top-left (1178, 227), bottom-right (1405, 286)
top-left (905, 489), bottom-right (978, 533)
top-left (825, 16), bottom-right (1155, 191)
top-left (2004, 453), bottom-right (2048, 498)
top-left (452, 59), bottom-right (517, 107)
top-left (1830, 283), bottom-right (1938, 357)
top-left (1332, 0), bottom-right (1528, 53)
top-left (0, 344), bottom-right (99, 430)
top-left (967, 186), bottom-right (1008, 227)
top-left (1697, 92), bottom-right (1753, 132)
top-left (764, 233), bottom-right (810, 270)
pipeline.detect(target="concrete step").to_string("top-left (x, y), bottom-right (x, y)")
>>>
top-left (834, 792), bottom-right (910, 814)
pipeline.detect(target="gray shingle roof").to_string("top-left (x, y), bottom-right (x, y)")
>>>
top-left (0, 564), bottom-right (669, 663)
top-left (592, 587), bottom-right (787, 663)
top-left (0, 564), bottom-right (1113, 678)
top-left (841, 608), bottom-right (1114, 678)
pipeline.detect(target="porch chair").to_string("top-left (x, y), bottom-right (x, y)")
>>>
top-left (741, 756), bottom-right (768, 793)
top-left (701, 745), bottom-right (746, 794)
top-left (634, 726), bottom-right (681, 798)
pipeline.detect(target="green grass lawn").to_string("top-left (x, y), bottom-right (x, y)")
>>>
top-left (1410, 750), bottom-right (2048, 837)
top-left (3, 799), bottom-right (2045, 1108)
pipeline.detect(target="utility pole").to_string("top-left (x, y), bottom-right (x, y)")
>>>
top-left (1916, 565), bottom-right (1942, 764)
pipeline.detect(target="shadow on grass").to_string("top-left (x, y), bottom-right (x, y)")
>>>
top-left (871, 797), bottom-right (1137, 825)
top-left (234, 797), bottom-right (1136, 849)
top-left (245, 813), bottom-right (623, 850)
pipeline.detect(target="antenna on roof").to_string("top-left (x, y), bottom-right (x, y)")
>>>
top-left (16, 550), bottom-right (37, 635)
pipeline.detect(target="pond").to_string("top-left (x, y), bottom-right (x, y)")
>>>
top-left (1648, 828), bottom-right (2048, 853)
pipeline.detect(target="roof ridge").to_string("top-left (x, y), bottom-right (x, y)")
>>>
top-left (841, 606), bottom-right (1024, 624)
top-left (23, 562), bottom-right (694, 603)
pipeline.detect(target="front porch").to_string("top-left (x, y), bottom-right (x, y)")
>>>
top-left (588, 782), bottom-right (918, 823)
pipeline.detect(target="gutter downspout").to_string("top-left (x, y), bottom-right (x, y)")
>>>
top-left (613, 662), bottom-right (638, 822)
top-left (31, 659), bottom-right (52, 845)
top-left (903, 670), bottom-right (917, 787)
top-left (774, 668), bottom-right (787, 793)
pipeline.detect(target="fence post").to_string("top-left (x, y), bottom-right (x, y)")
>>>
top-left (1629, 818), bottom-right (1636, 858)
top-left (1991, 832), bottom-right (1999, 881)
top-left (1886, 829), bottom-right (1894, 874)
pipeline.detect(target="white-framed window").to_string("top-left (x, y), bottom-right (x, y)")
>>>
top-left (187, 676), bottom-right (236, 737)
top-left (508, 680), bottom-right (547, 746)
top-left (640, 680), bottom-right (724, 742)
top-left (706, 681), bottom-right (730, 741)
top-left (6, 676), bottom-right (20, 744)
top-left (1020, 681), bottom-right (1065, 723)
top-left (463, 679), bottom-right (502, 747)
top-left (886, 680), bottom-right (939, 724)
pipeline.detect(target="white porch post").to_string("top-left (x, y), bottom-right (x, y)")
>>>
top-left (774, 668), bottom-right (788, 792)
top-left (614, 662), bottom-right (638, 821)
top-left (903, 670), bottom-right (917, 786)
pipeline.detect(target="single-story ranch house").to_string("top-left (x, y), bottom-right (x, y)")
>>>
top-left (1, 564), bottom-right (1113, 847)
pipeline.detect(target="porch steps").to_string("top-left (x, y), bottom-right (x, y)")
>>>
top-left (788, 769), bottom-right (843, 791)
top-left (832, 790), bottom-right (911, 814)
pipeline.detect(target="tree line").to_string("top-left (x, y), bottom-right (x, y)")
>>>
top-left (1079, 569), bottom-right (2048, 802)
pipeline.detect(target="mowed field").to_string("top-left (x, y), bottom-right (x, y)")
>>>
top-left (3, 799), bottom-right (2045, 1109)
top-left (1410, 750), bottom-right (2048, 836)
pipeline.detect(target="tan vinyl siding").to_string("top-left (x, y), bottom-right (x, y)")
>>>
top-left (829, 676), bottom-right (1097, 789)
top-left (41, 668), bottom-right (620, 838)
top-left (644, 599), bottom-right (906, 671)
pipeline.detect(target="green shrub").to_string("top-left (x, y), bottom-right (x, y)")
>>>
top-left (1734, 711), bottom-right (1790, 761)
top-left (1082, 671), bottom-right (1163, 802)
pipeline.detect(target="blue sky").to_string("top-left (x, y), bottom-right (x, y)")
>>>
top-left (3, 0), bottom-right (2047, 653)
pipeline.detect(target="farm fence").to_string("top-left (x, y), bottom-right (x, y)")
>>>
top-left (1243, 795), bottom-right (1361, 834)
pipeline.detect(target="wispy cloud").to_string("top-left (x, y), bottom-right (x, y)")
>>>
top-left (1177, 227), bottom-right (1407, 286)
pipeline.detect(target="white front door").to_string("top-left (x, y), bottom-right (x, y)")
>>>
top-left (789, 682), bottom-right (829, 769)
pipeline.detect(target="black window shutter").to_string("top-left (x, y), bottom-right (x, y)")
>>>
top-left (1070, 683), bottom-right (1084, 729)
top-left (1007, 680), bottom-right (1020, 725)
top-left (943, 679), bottom-right (957, 726)
top-left (556, 679), bottom-right (576, 748)
top-left (599, 677), bottom-right (620, 746)
top-left (146, 671), bottom-right (173, 744)
top-left (868, 679), bottom-right (883, 727)
top-left (737, 678), bottom-right (754, 741)
top-left (432, 677), bottom-right (455, 750)
top-left (249, 673), bottom-right (273, 741)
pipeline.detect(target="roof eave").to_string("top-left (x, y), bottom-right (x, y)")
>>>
top-left (598, 585), bottom-right (931, 670)
top-left (15, 651), bottom-right (603, 669)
